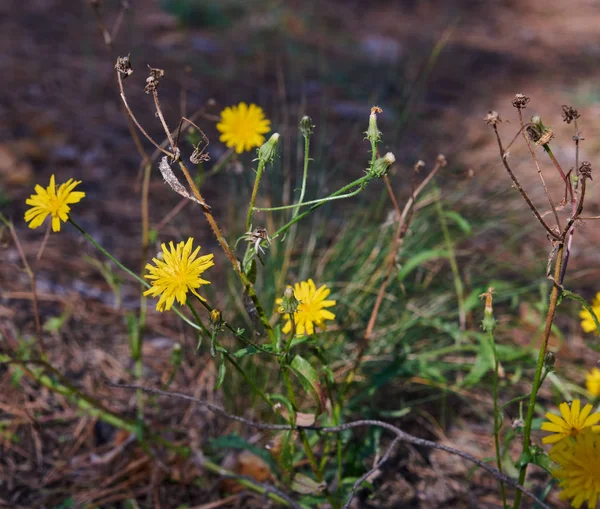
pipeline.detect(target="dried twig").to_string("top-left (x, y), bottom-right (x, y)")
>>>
top-left (109, 383), bottom-right (552, 509)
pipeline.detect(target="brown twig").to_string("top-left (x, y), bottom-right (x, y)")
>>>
top-left (109, 382), bottom-right (552, 509)
top-left (492, 125), bottom-right (560, 240)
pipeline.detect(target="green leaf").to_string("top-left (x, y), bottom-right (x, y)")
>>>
top-left (215, 354), bottom-right (226, 390)
top-left (444, 210), bottom-right (472, 235)
top-left (560, 289), bottom-right (600, 335)
top-left (397, 248), bottom-right (448, 282)
top-left (243, 248), bottom-right (257, 284)
top-left (289, 355), bottom-right (324, 412)
top-left (233, 346), bottom-right (261, 358)
top-left (208, 433), bottom-right (277, 471)
top-left (462, 332), bottom-right (495, 387)
top-left (291, 473), bottom-right (327, 495)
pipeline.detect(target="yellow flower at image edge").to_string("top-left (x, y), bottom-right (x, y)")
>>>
top-left (580, 292), bottom-right (600, 333)
top-left (277, 279), bottom-right (336, 336)
top-left (588, 368), bottom-right (600, 398)
top-left (217, 102), bottom-right (271, 154)
top-left (541, 399), bottom-right (600, 445)
top-left (24, 174), bottom-right (85, 232)
top-left (550, 428), bottom-right (600, 509)
top-left (144, 238), bottom-right (214, 312)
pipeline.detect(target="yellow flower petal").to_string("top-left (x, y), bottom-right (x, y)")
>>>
top-left (216, 102), bottom-right (271, 154)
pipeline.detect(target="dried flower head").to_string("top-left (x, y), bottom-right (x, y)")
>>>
top-left (484, 111), bottom-right (501, 126)
top-left (578, 161), bottom-right (593, 181)
top-left (243, 226), bottom-right (271, 255)
top-left (512, 93), bottom-right (530, 109)
top-left (561, 105), bottom-right (580, 124)
top-left (115, 55), bottom-right (133, 79)
top-left (541, 399), bottom-right (600, 445)
top-left (144, 66), bottom-right (165, 94)
top-left (276, 279), bottom-right (336, 336)
top-left (144, 237), bottom-right (214, 312)
top-left (24, 174), bottom-right (85, 232)
top-left (217, 102), bottom-right (271, 154)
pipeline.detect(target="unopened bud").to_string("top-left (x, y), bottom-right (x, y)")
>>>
top-left (210, 309), bottom-right (225, 331)
top-left (544, 352), bottom-right (555, 372)
top-left (366, 106), bottom-right (383, 145)
top-left (280, 286), bottom-right (300, 315)
top-left (371, 152), bottom-right (396, 177)
top-left (299, 116), bottom-right (314, 138)
top-left (479, 288), bottom-right (496, 332)
top-left (170, 342), bottom-right (182, 367)
top-left (257, 133), bottom-right (280, 165)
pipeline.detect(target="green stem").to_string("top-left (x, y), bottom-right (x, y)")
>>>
top-left (291, 132), bottom-right (311, 221)
top-left (488, 326), bottom-right (507, 507)
top-left (246, 158), bottom-right (267, 231)
top-left (273, 173), bottom-right (372, 239)
top-left (253, 187), bottom-right (364, 212)
top-left (434, 189), bottom-right (466, 331)
top-left (513, 244), bottom-right (564, 509)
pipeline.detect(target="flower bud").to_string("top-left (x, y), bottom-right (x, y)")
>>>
top-left (479, 288), bottom-right (496, 332)
top-left (257, 133), bottom-right (280, 165)
top-left (366, 106), bottom-right (382, 145)
top-left (280, 286), bottom-right (300, 315)
top-left (544, 352), bottom-right (555, 372)
top-left (210, 309), bottom-right (225, 331)
top-left (299, 116), bottom-right (314, 138)
top-left (371, 152), bottom-right (396, 177)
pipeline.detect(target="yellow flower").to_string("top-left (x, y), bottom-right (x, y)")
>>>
top-left (217, 102), bottom-right (271, 154)
top-left (144, 238), bottom-right (214, 312)
top-left (549, 428), bottom-right (600, 509)
top-left (587, 368), bottom-right (600, 398)
top-left (24, 174), bottom-right (85, 232)
top-left (541, 399), bottom-right (600, 445)
top-left (581, 292), bottom-right (600, 333)
top-left (276, 279), bottom-right (336, 336)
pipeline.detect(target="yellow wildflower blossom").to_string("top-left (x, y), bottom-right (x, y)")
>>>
top-left (144, 238), bottom-right (214, 312)
top-left (587, 368), bottom-right (600, 398)
top-left (276, 279), bottom-right (336, 336)
top-left (541, 399), bottom-right (600, 445)
top-left (580, 292), bottom-right (600, 333)
top-left (217, 102), bottom-right (271, 154)
top-left (24, 174), bottom-right (85, 232)
top-left (550, 428), bottom-right (600, 508)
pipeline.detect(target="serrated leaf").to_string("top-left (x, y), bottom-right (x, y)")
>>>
top-left (291, 473), bottom-right (327, 494)
top-left (289, 355), bottom-right (324, 413)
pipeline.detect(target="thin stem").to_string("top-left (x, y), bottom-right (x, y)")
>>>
top-left (246, 158), bottom-right (267, 231)
top-left (1, 214), bottom-right (45, 355)
top-left (517, 109), bottom-right (561, 230)
top-left (492, 126), bottom-right (560, 240)
top-left (273, 173), bottom-right (372, 239)
top-left (543, 144), bottom-right (573, 203)
top-left (488, 326), bottom-right (507, 507)
top-left (513, 244), bottom-right (564, 509)
top-left (293, 132), bottom-right (312, 221)
top-left (435, 189), bottom-right (466, 331)
top-left (253, 187), bottom-right (363, 212)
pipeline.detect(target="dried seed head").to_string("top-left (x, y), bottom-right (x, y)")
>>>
top-left (144, 66), bottom-right (165, 94)
top-left (561, 105), bottom-right (580, 124)
top-left (243, 227), bottom-right (272, 255)
top-left (436, 154), bottom-right (447, 167)
top-left (511, 93), bottom-right (530, 109)
top-left (413, 160), bottom-right (425, 173)
top-left (579, 161), bottom-right (593, 180)
top-left (115, 55), bottom-right (133, 79)
top-left (484, 110), bottom-right (501, 126)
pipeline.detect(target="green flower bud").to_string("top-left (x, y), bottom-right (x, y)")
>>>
top-left (299, 116), bottom-right (314, 138)
top-left (480, 288), bottom-right (496, 332)
top-left (371, 152), bottom-right (396, 178)
top-left (365, 106), bottom-right (382, 145)
top-left (544, 352), bottom-right (555, 373)
top-left (280, 286), bottom-right (300, 315)
top-left (257, 133), bottom-right (280, 165)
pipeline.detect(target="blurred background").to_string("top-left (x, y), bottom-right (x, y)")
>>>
top-left (1, 1), bottom-right (599, 508)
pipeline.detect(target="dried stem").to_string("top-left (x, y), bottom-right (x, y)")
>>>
top-left (492, 125), bottom-right (559, 240)
top-left (110, 383), bottom-right (552, 509)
